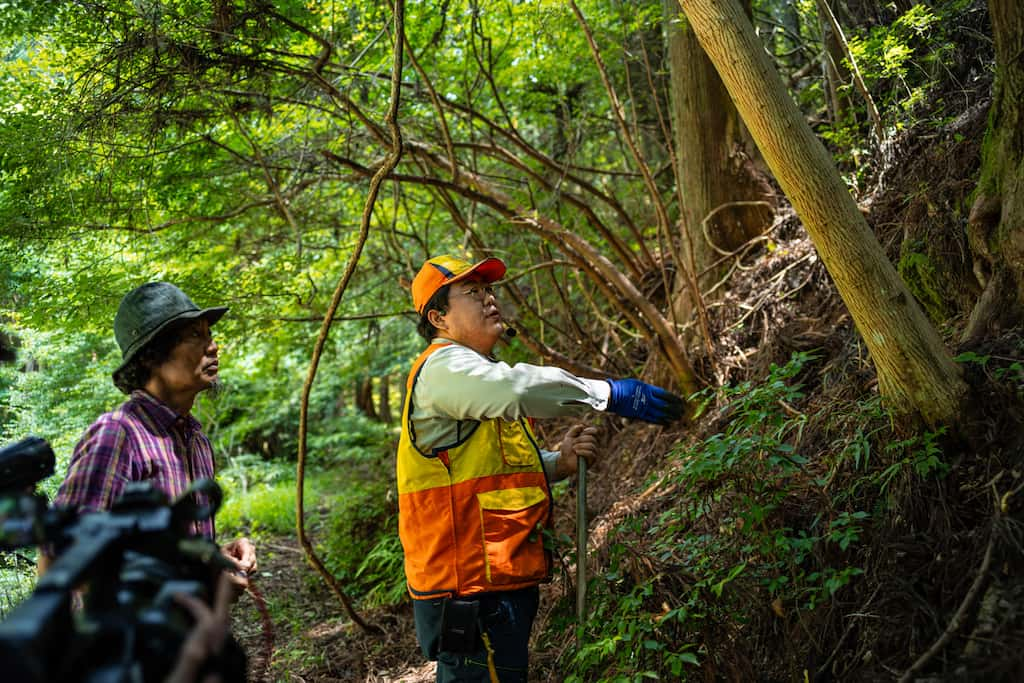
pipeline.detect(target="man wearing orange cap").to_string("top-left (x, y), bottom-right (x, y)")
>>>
top-left (398, 255), bottom-right (684, 682)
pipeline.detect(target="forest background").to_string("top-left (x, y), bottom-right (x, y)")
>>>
top-left (1, 0), bottom-right (1023, 680)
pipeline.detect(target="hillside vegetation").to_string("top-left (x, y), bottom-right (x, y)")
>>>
top-left (2, 0), bottom-right (1022, 681)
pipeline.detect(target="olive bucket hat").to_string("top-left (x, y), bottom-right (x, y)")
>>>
top-left (113, 282), bottom-right (228, 375)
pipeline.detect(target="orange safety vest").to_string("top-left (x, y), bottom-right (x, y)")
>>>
top-left (397, 343), bottom-right (553, 599)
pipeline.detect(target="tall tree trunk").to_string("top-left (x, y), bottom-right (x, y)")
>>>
top-left (663, 0), bottom-right (772, 330)
top-left (378, 373), bottom-right (393, 424)
top-left (355, 376), bottom-right (378, 420)
top-left (676, 0), bottom-right (968, 427)
top-left (963, 0), bottom-right (1024, 344)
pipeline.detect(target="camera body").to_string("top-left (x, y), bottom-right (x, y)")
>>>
top-left (0, 437), bottom-right (246, 682)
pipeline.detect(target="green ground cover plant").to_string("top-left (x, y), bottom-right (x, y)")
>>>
top-left (552, 351), bottom-right (956, 680)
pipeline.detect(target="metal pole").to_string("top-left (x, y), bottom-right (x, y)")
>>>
top-left (576, 457), bottom-right (587, 623)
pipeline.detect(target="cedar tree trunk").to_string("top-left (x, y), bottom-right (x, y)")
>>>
top-left (676, 0), bottom-right (968, 426)
top-left (963, 0), bottom-right (1024, 343)
top-left (664, 0), bottom-right (772, 326)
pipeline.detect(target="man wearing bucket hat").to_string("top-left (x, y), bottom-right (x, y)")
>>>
top-left (398, 255), bottom-right (684, 682)
top-left (43, 282), bottom-right (256, 584)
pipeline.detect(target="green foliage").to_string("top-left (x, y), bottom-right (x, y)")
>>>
top-left (218, 479), bottom-right (298, 536)
top-left (552, 349), bottom-right (964, 678)
top-left (876, 428), bottom-right (948, 490)
top-left (849, 5), bottom-right (940, 82)
top-left (0, 0), bottom-right (679, 507)
top-left (840, 0), bottom-right (976, 129)
top-left (0, 0), bottom-right (669, 377)
top-left (555, 353), bottom-right (881, 678)
top-left (217, 455), bottom-right (407, 609)
top-left (955, 350), bottom-right (1024, 400)
top-left (217, 455), bottom-right (302, 535)
top-left (0, 521), bottom-right (37, 617)
top-left (829, 399), bottom-right (888, 473)
top-left (0, 1), bottom-right (675, 630)
top-left (791, 0), bottom-right (983, 187)
top-left (0, 5), bottom-right (993, 677)
top-left (557, 353), bottom-right (835, 678)
top-left (318, 478), bottom-right (401, 606)
top-left (354, 531), bottom-right (408, 608)
top-left (0, 327), bottom-right (121, 498)
top-left (0, 328), bottom-right (122, 612)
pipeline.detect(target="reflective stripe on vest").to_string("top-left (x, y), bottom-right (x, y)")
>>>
top-left (396, 343), bottom-right (553, 598)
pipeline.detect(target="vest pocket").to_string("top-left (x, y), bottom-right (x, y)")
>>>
top-left (477, 486), bottom-right (549, 585)
top-left (497, 419), bottom-right (538, 467)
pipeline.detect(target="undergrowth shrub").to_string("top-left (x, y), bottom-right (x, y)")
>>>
top-left (555, 352), bottom-right (834, 680)
top-left (355, 530), bottom-right (408, 608)
top-left (318, 479), bottom-right (402, 606)
top-left (217, 455), bottom-right (305, 535)
top-left (0, 536), bottom-right (36, 619)
top-left (552, 352), bottom-right (953, 681)
top-left (818, 0), bottom-right (985, 185)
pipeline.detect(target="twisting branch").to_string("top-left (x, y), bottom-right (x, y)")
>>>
top-left (230, 111), bottom-right (304, 256)
top-left (898, 483), bottom-right (1014, 682)
top-left (396, 1), bottom-right (459, 179)
top-left (468, 0), bottom-right (519, 137)
top-left (438, 98), bottom-right (653, 267)
top-left (295, 0), bottom-right (406, 636)
top-left (898, 522), bottom-right (995, 682)
top-left (545, 243), bottom-right (603, 360)
top-left (637, 34), bottom-right (688, 281)
top-left (512, 327), bottom-right (608, 378)
top-left (633, 28), bottom-right (717, 365)
top-left (455, 140), bottom-right (643, 279)
top-left (444, 192), bottom-right (618, 375)
top-left (568, 1), bottom-right (672, 254)
top-left (701, 201), bottom-right (776, 256)
top-left (569, 0), bottom-right (710, 373)
top-left (323, 142), bottom-right (698, 395)
top-left (79, 196), bottom-right (283, 232)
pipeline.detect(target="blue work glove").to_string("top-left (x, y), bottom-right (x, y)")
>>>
top-left (606, 379), bottom-right (685, 426)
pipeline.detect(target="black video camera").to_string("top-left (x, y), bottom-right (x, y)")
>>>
top-left (0, 436), bottom-right (246, 682)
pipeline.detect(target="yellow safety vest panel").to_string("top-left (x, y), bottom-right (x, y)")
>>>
top-left (396, 343), bottom-right (553, 598)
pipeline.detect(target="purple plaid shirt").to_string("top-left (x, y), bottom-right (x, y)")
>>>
top-left (54, 390), bottom-right (217, 539)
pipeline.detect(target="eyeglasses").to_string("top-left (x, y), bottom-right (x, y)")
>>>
top-left (456, 284), bottom-right (496, 302)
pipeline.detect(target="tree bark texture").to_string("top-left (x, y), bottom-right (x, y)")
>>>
top-left (676, 0), bottom-right (968, 426)
top-left (356, 376), bottom-right (378, 420)
top-left (664, 0), bottom-right (771, 321)
top-left (378, 373), bottom-right (393, 424)
top-left (964, 0), bottom-right (1024, 343)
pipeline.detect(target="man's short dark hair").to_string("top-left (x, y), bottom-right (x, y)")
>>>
top-left (112, 319), bottom-right (194, 394)
top-left (416, 285), bottom-right (451, 343)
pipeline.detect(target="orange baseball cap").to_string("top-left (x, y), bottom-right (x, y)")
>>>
top-left (411, 255), bottom-right (507, 314)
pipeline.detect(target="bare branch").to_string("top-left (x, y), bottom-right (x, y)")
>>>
top-left (438, 99), bottom-right (652, 262)
top-left (455, 141), bottom-right (643, 279)
top-left (568, 1), bottom-right (672, 249)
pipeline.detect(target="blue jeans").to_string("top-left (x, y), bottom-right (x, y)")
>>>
top-left (413, 587), bottom-right (540, 683)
